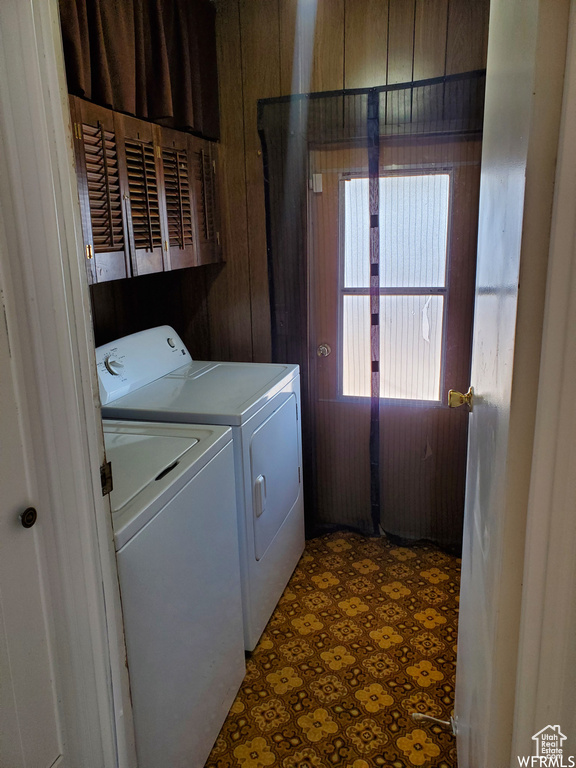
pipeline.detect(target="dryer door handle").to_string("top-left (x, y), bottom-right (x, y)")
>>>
top-left (254, 474), bottom-right (267, 518)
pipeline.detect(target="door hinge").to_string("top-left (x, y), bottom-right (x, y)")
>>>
top-left (74, 122), bottom-right (82, 140)
top-left (298, 466), bottom-right (301, 483)
top-left (296, 402), bottom-right (299, 421)
top-left (86, 243), bottom-right (94, 260)
top-left (101, 461), bottom-right (113, 496)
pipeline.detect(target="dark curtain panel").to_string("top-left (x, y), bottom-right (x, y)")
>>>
top-left (60, 0), bottom-right (138, 113)
top-left (59, 0), bottom-right (218, 136)
top-left (258, 72), bottom-right (485, 549)
top-left (134, 0), bottom-right (172, 120)
top-left (58, 0), bottom-right (92, 99)
top-left (156, 0), bottom-right (220, 137)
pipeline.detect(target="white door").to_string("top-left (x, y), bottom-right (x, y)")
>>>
top-left (454, 1), bottom-right (569, 765)
top-left (0, 267), bottom-right (63, 765)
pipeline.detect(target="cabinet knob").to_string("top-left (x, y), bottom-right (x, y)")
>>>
top-left (20, 507), bottom-right (38, 529)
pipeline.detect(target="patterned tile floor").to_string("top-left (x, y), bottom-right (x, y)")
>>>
top-left (205, 531), bottom-right (460, 768)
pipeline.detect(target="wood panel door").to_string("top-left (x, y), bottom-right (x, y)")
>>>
top-left (156, 126), bottom-right (198, 270)
top-left (116, 113), bottom-right (168, 276)
top-left (188, 135), bottom-right (222, 265)
top-left (309, 138), bottom-right (481, 550)
top-left (70, 96), bottom-right (131, 284)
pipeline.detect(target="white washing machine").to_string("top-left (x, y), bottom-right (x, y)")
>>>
top-left (97, 326), bottom-right (305, 651)
top-left (103, 419), bottom-right (245, 768)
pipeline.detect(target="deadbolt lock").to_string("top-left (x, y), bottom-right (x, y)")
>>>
top-left (317, 343), bottom-right (331, 357)
top-left (448, 386), bottom-right (473, 410)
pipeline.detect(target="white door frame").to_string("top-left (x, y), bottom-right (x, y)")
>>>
top-left (0, 1), bottom-right (135, 765)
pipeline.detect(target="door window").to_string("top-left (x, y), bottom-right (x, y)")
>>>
top-left (340, 173), bottom-right (451, 401)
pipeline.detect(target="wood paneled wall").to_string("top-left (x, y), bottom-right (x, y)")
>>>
top-left (90, 0), bottom-right (489, 361)
top-left (210, 0), bottom-right (489, 363)
top-left (90, 265), bottom-right (217, 359)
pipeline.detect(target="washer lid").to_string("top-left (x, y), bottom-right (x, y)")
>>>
top-left (103, 421), bottom-right (233, 550)
top-left (104, 431), bottom-right (199, 511)
top-left (102, 360), bottom-right (299, 426)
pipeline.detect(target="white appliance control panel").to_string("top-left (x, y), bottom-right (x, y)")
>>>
top-left (96, 326), bottom-right (191, 404)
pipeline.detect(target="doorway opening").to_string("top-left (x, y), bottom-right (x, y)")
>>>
top-left (258, 72), bottom-right (484, 546)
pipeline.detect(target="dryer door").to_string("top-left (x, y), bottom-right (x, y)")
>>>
top-left (250, 394), bottom-right (301, 560)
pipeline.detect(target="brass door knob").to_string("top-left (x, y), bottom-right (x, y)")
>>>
top-left (448, 386), bottom-right (473, 410)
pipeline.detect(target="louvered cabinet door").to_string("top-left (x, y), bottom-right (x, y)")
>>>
top-left (115, 114), bottom-right (167, 276)
top-left (188, 135), bottom-right (223, 265)
top-left (157, 127), bottom-right (198, 270)
top-left (70, 97), bottom-right (130, 284)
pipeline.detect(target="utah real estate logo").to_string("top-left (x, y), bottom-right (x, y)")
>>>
top-left (518, 725), bottom-right (574, 767)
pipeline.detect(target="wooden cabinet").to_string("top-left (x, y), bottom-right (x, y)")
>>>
top-left (157, 127), bottom-right (197, 270)
top-left (70, 96), bottom-right (222, 284)
top-left (117, 114), bottom-right (167, 276)
top-left (189, 135), bottom-right (222, 265)
top-left (70, 98), bottom-right (131, 284)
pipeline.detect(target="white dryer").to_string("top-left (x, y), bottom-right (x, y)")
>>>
top-left (97, 326), bottom-right (305, 650)
top-left (103, 419), bottom-right (245, 768)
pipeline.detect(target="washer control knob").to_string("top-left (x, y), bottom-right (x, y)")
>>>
top-left (167, 338), bottom-right (176, 348)
top-left (104, 357), bottom-right (124, 376)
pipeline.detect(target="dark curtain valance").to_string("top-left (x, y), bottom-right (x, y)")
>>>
top-left (59, 0), bottom-right (218, 136)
